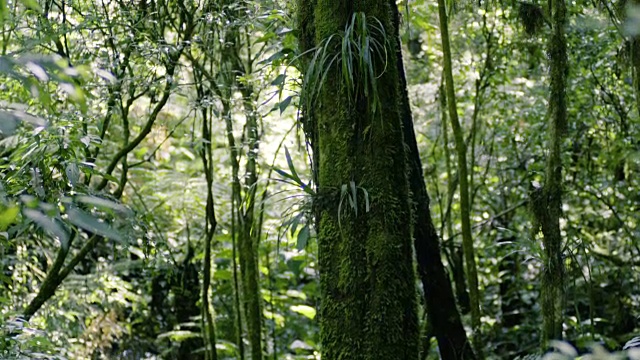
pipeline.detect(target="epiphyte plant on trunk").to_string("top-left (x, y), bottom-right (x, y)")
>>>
top-left (301, 12), bottom-right (390, 122)
top-left (297, 1), bottom-right (421, 358)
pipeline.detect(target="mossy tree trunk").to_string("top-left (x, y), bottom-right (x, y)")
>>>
top-left (238, 88), bottom-right (263, 360)
top-left (220, 10), bottom-right (263, 356)
top-left (436, 0), bottom-right (482, 353)
top-left (223, 82), bottom-right (263, 360)
top-left (299, 1), bottom-right (420, 358)
top-left (534, 0), bottom-right (567, 347)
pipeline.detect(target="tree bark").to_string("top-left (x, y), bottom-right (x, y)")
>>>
top-left (239, 87), bottom-right (264, 360)
top-left (390, 4), bottom-right (476, 360)
top-left (220, 12), bottom-right (263, 358)
top-left (440, 80), bottom-right (471, 315)
top-left (534, 0), bottom-right (568, 347)
top-left (197, 78), bottom-right (219, 360)
top-left (303, 1), bottom-right (420, 358)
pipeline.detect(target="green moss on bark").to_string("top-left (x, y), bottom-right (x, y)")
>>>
top-left (537, 0), bottom-right (568, 347)
top-left (303, 1), bottom-right (420, 359)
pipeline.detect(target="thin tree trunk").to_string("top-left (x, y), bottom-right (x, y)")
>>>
top-left (224, 96), bottom-right (255, 359)
top-left (22, 232), bottom-right (75, 320)
top-left (220, 22), bottom-right (263, 357)
top-left (534, 0), bottom-right (568, 347)
top-left (632, 0), bottom-right (640, 118)
top-left (436, 0), bottom-right (482, 353)
top-left (390, 4), bottom-right (476, 359)
top-left (440, 80), bottom-right (471, 315)
top-left (231, 193), bottom-right (245, 360)
top-left (198, 81), bottom-right (219, 360)
top-left (239, 85), bottom-right (263, 360)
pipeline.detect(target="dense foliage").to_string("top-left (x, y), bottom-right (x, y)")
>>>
top-left (0, 0), bottom-right (638, 358)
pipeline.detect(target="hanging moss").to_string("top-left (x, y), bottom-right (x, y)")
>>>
top-left (517, 2), bottom-right (546, 36)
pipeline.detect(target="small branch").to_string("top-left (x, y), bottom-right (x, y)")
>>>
top-left (591, 250), bottom-right (640, 267)
top-left (443, 200), bottom-right (528, 244)
top-left (22, 232), bottom-right (76, 320)
top-left (95, 60), bottom-right (178, 191)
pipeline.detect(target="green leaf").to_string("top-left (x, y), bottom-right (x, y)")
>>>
top-left (66, 207), bottom-right (123, 242)
top-left (60, 83), bottom-right (88, 114)
top-left (0, 0), bottom-right (6, 23)
top-left (278, 95), bottom-right (293, 114)
top-left (289, 211), bottom-right (302, 236)
top-left (273, 168), bottom-right (299, 184)
top-left (75, 195), bottom-right (133, 216)
top-left (23, 208), bottom-right (69, 243)
top-left (284, 146), bottom-right (301, 183)
top-left (271, 74), bottom-right (286, 86)
top-left (214, 269), bottom-right (232, 281)
top-left (0, 110), bottom-right (45, 137)
top-left (0, 113), bottom-right (18, 136)
top-left (0, 271), bottom-right (10, 285)
top-left (0, 205), bottom-right (19, 231)
top-left (276, 27), bottom-right (293, 36)
top-left (20, 0), bottom-right (42, 12)
top-left (296, 224), bottom-right (310, 250)
top-left (350, 180), bottom-right (357, 216)
top-left (361, 187), bottom-right (370, 213)
top-left (158, 330), bottom-right (200, 341)
top-left (290, 304), bottom-right (316, 319)
top-left (65, 163), bottom-right (79, 186)
top-left (101, 173), bottom-right (120, 183)
top-left (259, 49), bottom-right (286, 65)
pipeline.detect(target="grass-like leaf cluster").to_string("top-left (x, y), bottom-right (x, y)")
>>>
top-left (301, 12), bottom-right (390, 118)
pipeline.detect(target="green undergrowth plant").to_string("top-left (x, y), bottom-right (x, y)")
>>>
top-left (0, 317), bottom-right (63, 359)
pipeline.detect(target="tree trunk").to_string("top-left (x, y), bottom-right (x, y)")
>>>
top-left (197, 80), bottom-right (219, 360)
top-left (533, 0), bottom-right (567, 347)
top-left (440, 81), bottom-right (471, 316)
top-left (436, 0), bottom-right (482, 353)
top-left (391, 4), bottom-right (476, 360)
top-left (239, 87), bottom-right (264, 360)
top-left (220, 13), bottom-right (263, 357)
top-left (632, 0), bottom-right (640, 118)
top-left (301, 1), bottom-right (420, 358)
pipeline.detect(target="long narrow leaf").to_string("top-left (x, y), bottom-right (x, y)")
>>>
top-left (66, 207), bottom-right (123, 242)
top-left (23, 208), bottom-right (69, 244)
